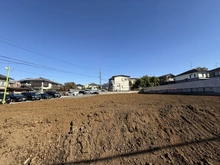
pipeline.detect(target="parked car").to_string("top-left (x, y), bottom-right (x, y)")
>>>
top-left (35, 94), bottom-right (41, 100)
top-left (18, 94), bottom-right (27, 101)
top-left (79, 90), bottom-right (86, 94)
top-left (21, 92), bottom-right (39, 100)
top-left (39, 93), bottom-right (51, 99)
top-left (45, 91), bottom-right (61, 98)
top-left (90, 90), bottom-right (99, 94)
top-left (8, 94), bottom-right (26, 102)
top-left (65, 91), bottom-right (79, 96)
top-left (0, 93), bottom-right (11, 104)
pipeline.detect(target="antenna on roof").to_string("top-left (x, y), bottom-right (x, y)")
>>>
top-left (190, 62), bottom-right (193, 69)
top-left (215, 63), bottom-right (218, 68)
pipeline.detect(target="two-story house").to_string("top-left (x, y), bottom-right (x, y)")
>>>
top-left (174, 69), bottom-right (209, 83)
top-left (76, 84), bottom-right (84, 90)
top-left (158, 73), bottom-right (175, 85)
top-left (108, 75), bottom-right (130, 91)
top-left (0, 74), bottom-right (19, 92)
top-left (19, 77), bottom-right (61, 93)
top-left (85, 83), bottom-right (99, 90)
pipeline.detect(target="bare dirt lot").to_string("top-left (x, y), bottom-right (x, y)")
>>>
top-left (0, 94), bottom-right (220, 165)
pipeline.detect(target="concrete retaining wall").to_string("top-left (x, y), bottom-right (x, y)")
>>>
top-left (143, 77), bottom-right (220, 95)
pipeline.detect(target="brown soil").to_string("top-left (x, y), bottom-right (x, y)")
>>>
top-left (0, 94), bottom-right (220, 165)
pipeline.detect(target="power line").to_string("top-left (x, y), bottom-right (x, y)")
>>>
top-left (13, 68), bottom-right (58, 78)
top-left (102, 71), bottom-right (111, 78)
top-left (13, 68), bottom-right (79, 81)
top-left (0, 36), bottom-right (96, 72)
top-left (0, 55), bottom-right (99, 78)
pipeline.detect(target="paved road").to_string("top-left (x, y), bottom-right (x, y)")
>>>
top-left (9, 92), bottom-right (138, 104)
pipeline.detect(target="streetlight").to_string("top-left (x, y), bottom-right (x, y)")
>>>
top-left (2, 67), bottom-right (10, 104)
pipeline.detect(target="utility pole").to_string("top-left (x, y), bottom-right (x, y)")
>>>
top-left (2, 67), bottom-right (10, 104)
top-left (99, 68), bottom-right (102, 90)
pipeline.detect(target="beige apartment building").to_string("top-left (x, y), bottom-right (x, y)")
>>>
top-left (108, 75), bottom-right (130, 91)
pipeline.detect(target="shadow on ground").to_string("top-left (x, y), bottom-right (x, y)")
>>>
top-left (53, 136), bottom-right (220, 165)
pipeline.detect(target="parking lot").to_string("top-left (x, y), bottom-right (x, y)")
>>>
top-left (8, 93), bottom-right (97, 104)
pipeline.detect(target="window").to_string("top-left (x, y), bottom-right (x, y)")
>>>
top-left (194, 74), bottom-right (196, 78)
top-left (214, 72), bottom-right (219, 77)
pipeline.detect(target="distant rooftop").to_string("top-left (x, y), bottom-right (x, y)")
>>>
top-left (109, 75), bottom-right (130, 80)
top-left (158, 73), bottom-right (175, 78)
top-left (175, 69), bottom-right (207, 77)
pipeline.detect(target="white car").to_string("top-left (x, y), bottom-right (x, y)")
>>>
top-left (65, 91), bottom-right (79, 96)
top-left (90, 90), bottom-right (99, 94)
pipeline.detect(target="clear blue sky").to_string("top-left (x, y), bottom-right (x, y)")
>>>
top-left (0, 0), bottom-right (220, 85)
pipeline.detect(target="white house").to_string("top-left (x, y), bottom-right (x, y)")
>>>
top-left (174, 69), bottom-right (209, 83)
top-left (85, 83), bottom-right (99, 90)
top-left (129, 78), bottom-right (138, 85)
top-left (158, 74), bottom-right (175, 85)
top-left (108, 75), bottom-right (130, 91)
top-left (76, 84), bottom-right (84, 90)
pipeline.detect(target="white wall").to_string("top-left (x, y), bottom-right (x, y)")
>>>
top-left (175, 72), bottom-right (209, 81)
top-left (175, 72), bottom-right (198, 81)
top-left (113, 76), bottom-right (129, 91)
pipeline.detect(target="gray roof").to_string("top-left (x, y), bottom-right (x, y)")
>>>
top-left (76, 84), bottom-right (84, 87)
top-left (175, 69), bottom-right (207, 77)
top-left (19, 77), bottom-right (61, 85)
top-left (109, 75), bottom-right (130, 80)
top-left (158, 73), bottom-right (175, 78)
top-left (208, 67), bottom-right (220, 72)
top-left (0, 74), bottom-right (14, 80)
top-left (88, 83), bottom-right (99, 86)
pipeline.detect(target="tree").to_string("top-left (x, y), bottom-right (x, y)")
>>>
top-left (129, 80), bottom-right (133, 89)
top-left (133, 79), bottom-right (141, 89)
top-left (141, 75), bottom-right (150, 87)
top-left (196, 67), bottom-right (208, 71)
top-left (102, 83), bottom-right (109, 90)
top-left (150, 76), bottom-right (160, 86)
top-left (133, 75), bottom-right (160, 89)
top-left (61, 82), bottom-right (77, 91)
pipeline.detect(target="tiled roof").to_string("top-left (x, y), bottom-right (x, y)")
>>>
top-left (88, 83), bottom-right (98, 86)
top-left (175, 69), bottom-right (207, 77)
top-left (158, 74), bottom-right (175, 78)
top-left (19, 77), bottom-right (61, 84)
top-left (208, 67), bottom-right (220, 72)
top-left (0, 74), bottom-right (14, 80)
top-left (76, 84), bottom-right (84, 87)
top-left (109, 75), bottom-right (130, 80)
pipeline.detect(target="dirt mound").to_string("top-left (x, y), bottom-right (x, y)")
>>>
top-left (0, 94), bottom-right (219, 165)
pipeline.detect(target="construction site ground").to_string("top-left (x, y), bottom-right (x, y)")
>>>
top-left (0, 93), bottom-right (219, 165)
